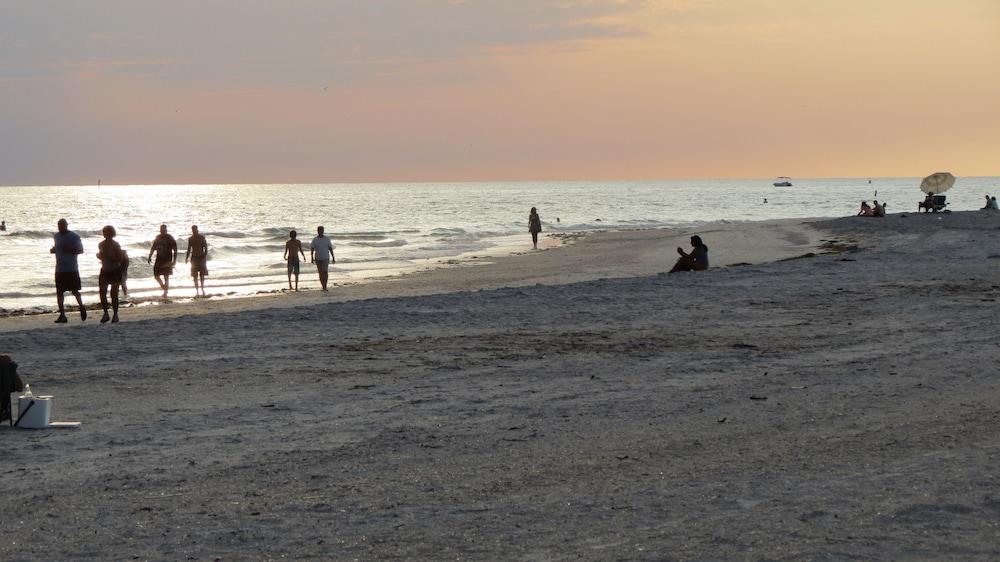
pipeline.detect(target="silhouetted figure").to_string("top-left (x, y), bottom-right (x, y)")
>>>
top-left (919, 193), bottom-right (934, 213)
top-left (284, 230), bottom-right (307, 291)
top-left (670, 235), bottom-right (709, 273)
top-left (97, 225), bottom-right (126, 323)
top-left (857, 201), bottom-right (873, 217)
top-left (1, 355), bottom-right (25, 426)
top-left (310, 226), bottom-right (336, 291)
top-left (147, 224), bottom-right (177, 297)
top-left (185, 225), bottom-right (209, 297)
top-left (50, 218), bottom-right (86, 323)
top-left (528, 207), bottom-right (542, 249)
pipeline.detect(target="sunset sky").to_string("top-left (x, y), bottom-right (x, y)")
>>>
top-left (2, 1), bottom-right (998, 185)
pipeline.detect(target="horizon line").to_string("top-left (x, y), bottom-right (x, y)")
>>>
top-left (2, 174), bottom-right (995, 188)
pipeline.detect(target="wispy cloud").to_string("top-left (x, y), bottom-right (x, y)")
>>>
top-left (1, 1), bottom-right (648, 86)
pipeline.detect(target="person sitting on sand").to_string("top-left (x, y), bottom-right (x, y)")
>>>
top-left (1, 354), bottom-right (25, 426)
top-left (857, 201), bottom-right (873, 217)
top-left (983, 195), bottom-right (998, 211)
top-left (284, 230), bottom-right (307, 291)
top-left (669, 235), bottom-right (709, 273)
top-left (872, 200), bottom-right (885, 217)
top-left (983, 195), bottom-right (992, 210)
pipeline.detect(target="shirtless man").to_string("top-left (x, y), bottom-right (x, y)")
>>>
top-left (185, 225), bottom-right (208, 296)
top-left (147, 224), bottom-right (177, 297)
top-left (283, 230), bottom-right (307, 291)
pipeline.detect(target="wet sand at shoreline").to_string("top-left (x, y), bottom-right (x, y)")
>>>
top-left (0, 218), bottom-right (822, 330)
top-left (3, 213), bottom-right (1000, 560)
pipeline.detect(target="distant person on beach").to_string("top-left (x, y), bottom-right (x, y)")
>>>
top-left (919, 193), bottom-right (934, 213)
top-left (185, 225), bottom-right (208, 297)
top-left (50, 218), bottom-right (86, 323)
top-left (97, 225), bottom-right (126, 323)
top-left (147, 224), bottom-right (177, 297)
top-left (857, 201), bottom-right (873, 217)
top-left (669, 235), bottom-right (709, 273)
top-left (528, 207), bottom-right (542, 249)
top-left (0, 220), bottom-right (5, 231)
top-left (284, 230), bottom-right (307, 291)
top-left (983, 195), bottom-right (992, 209)
top-left (310, 226), bottom-right (336, 291)
top-left (872, 200), bottom-right (885, 217)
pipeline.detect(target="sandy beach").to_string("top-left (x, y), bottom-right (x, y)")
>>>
top-left (3, 212), bottom-right (1000, 560)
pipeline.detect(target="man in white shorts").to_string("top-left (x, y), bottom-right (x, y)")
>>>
top-left (310, 225), bottom-right (336, 291)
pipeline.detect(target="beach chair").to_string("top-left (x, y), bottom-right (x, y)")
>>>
top-left (918, 195), bottom-right (947, 213)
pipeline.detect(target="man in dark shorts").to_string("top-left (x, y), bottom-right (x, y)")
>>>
top-left (185, 225), bottom-right (209, 297)
top-left (284, 230), bottom-right (306, 291)
top-left (147, 224), bottom-right (177, 298)
top-left (50, 218), bottom-right (86, 323)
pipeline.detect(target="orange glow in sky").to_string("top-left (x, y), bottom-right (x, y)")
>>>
top-left (1, 1), bottom-right (997, 185)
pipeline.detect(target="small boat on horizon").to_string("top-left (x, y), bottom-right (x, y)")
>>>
top-left (773, 176), bottom-right (793, 187)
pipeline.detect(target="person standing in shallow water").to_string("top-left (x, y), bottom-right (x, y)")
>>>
top-left (310, 226), bottom-right (336, 292)
top-left (97, 225), bottom-right (126, 323)
top-left (147, 224), bottom-right (177, 297)
top-left (185, 225), bottom-right (208, 297)
top-left (50, 218), bottom-right (86, 323)
top-left (284, 230), bottom-right (306, 291)
top-left (528, 207), bottom-right (542, 249)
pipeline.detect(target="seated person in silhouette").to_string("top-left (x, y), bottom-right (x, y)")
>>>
top-left (872, 200), bottom-right (886, 217)
top-left (670, 235), bottom-right (709, 273)
top-left (1, 355), bottom-right (25, 425)
top-left (919, 193), bottom-right (935, 212)
top-left (857, 201), bottom-right (873, 216)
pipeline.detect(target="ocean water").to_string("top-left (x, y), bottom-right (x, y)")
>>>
top-left (1, 178), bottom-right (997, 314)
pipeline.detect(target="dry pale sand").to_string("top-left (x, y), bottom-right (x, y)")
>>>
top-left (2, 213), bottom-right (1000, 561)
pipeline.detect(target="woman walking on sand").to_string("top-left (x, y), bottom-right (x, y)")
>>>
top-left (97, 225), bottom-right (126, 323)
top-left (528, 207), bottom-right (542, 249)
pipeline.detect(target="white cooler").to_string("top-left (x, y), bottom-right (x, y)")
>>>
top-left (17, 395), bottom-right (53, 429)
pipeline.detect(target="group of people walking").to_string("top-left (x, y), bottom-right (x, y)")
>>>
top-left (50, 220), bottom-right (209, 324)
top-left (46, 208), bottom-right (697, 323)
top-left (146, 224), bottom-right (209, 298)
top-left (284, 226), bottom-right (336, 292)
top-left (50, 220), bottom-right (337, 324)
